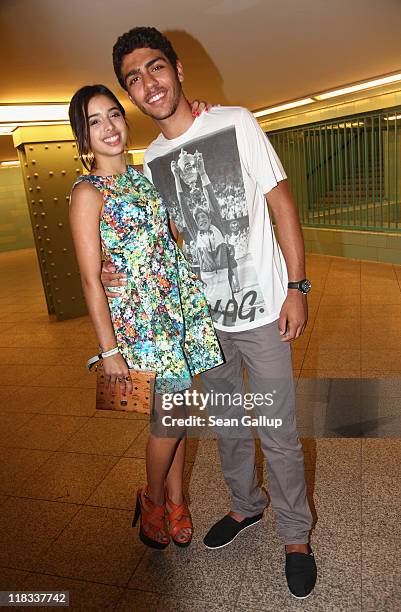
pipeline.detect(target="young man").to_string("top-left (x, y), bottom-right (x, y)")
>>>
top-left (103, 26), bottom-right (317, 598)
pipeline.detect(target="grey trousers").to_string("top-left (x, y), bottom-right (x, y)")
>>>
top-left (201, 319), bottom-right (313, 545)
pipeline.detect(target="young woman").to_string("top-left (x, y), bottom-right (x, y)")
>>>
top-left (68, 85), bottom-right (223, 550)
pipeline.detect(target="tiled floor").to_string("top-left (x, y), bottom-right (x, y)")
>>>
top-left (0, 248), bottom-right (400, 611)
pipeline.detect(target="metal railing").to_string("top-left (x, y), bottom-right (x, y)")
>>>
top-left (268, 107), bottom-right (401, 231)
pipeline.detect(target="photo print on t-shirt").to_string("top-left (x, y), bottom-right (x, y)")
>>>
top-left (148, 125), bottom-right (267, 328)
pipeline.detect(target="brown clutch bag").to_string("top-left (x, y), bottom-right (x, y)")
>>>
top-left (95, 362), bottom-right (156, 414)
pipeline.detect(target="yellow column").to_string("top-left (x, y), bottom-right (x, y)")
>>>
top-left (13, 125), bottom-right (86, 320)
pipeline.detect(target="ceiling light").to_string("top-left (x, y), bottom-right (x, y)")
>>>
top-left (0, 160), bottom-right (20, 167)
top-left (0, 104), bottom-right (69, 124)
top-left (315, 73), bottom-right (401, 100)
top-left (0, 125), bottom-right (16, 135)
top-left (253, 98), bottom-right (315, 118)
top-left (128, 149), bottom-right (146, 154)
top-left (384, 114), bottom-right (401, 121)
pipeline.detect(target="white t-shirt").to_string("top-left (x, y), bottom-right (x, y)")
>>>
top-left (143, 106), bottom-right (288, 332)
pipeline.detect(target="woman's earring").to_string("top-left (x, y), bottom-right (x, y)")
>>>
top-left (82, 151), bottom-right (95, 172)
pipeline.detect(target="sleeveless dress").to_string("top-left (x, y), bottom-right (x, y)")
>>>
top-left (73, 165), bottom-right (224, 394)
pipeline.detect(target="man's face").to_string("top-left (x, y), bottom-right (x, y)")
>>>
top-left (121, 47), bottom-right (184, 121)
top-left (230, 220), bottom-right (240, 233)
top-left (179, 154), bottom-right (198, 186)
top-left (196, 211), bottom-right (211, 232)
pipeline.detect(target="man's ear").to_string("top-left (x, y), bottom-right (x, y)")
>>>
top-left (176, 60), bottom-right (184, 83)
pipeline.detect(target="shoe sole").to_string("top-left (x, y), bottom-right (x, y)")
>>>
top-left (289, 591), bottom-right (314, 600)
top-left (203, 518), bottom-right (263, 550)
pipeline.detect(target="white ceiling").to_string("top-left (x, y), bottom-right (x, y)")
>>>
top-left (1, 0), bottom-right (401, 148)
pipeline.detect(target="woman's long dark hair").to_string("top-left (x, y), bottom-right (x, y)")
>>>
top-left (69, 84), bottom-right (126, 172)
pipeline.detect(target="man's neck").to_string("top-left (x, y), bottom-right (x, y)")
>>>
top-left (155, 95), bottom-right (195, 140)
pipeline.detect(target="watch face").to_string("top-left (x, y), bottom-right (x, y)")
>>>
top-left (301, 279), bottom-right (312, 294)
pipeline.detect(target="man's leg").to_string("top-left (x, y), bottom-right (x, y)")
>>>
top-left (236, 320), bottom-right (316, 598)
top-left (200, 329), bottom-right (268, 547)
top-left (236, 320), bottom-right (312, 545)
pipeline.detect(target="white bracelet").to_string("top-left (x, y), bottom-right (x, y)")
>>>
top-left (101, 346), bottom-right (119, 358)
top-left (87, 346), bottom-right (119, 371)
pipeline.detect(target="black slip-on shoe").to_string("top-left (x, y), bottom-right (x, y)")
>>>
top-left (203, 513), bottom-right (263, 549)
top-left (285, 544), bottom-right (317, 599)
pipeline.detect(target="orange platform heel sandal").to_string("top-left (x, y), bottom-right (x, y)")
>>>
top-left (165, 495), bottom-right (193, 548)
top-left (132, 488), bottom-right (170, 550)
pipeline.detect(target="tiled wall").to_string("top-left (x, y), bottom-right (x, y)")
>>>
top-left (303, 227), bottom-right (401, 264)
top-left (0, 167), bottom-right (33, 252)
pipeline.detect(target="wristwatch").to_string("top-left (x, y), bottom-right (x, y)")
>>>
top-left (287, 279), bottom-right (312, 294)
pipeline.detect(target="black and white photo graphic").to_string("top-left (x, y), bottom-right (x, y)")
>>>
top-left (149, 126), bottom-right (267, 328)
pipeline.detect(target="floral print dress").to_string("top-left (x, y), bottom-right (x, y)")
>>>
top-left (73, 166), bottom-right (223, 394)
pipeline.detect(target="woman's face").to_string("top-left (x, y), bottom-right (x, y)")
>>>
top-left (87, 94), bottom-right (127, 159)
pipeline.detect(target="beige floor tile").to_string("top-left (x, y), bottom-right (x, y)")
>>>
top-left (362, 440), bottom-right (401, 480)
top-left (291, 347), bottom-right (306, 370)
top-left (86, 457), bottom-right (146, 510)
top-left (307, 327), bottom-right (361, 351)
top-left (93, 407), bottom-right (149, 420)
top-left (361, 324), bottom-right (401, 350)
top-left (361, 291), bottom-right (401, 305)
top-left (0, 386), bottom-right (60, 414)
top-left (361, 536), bottom-right (400, 611)
top-left (36, 506), bottom-right (145, 586)
top-left (0, 303), bottom-right (29, 315)
top-left (326, 271), bottom-right (361, 284)
top-left (300, 368), bottom-right (361, 379)
top-left (362, 349), bottom-right (401, 372)
top-left (22, 451), bottom-right (119, 504)
top-left (361, 273), bottom-right (399, 286)
top-left (361, 304), bottom-right (401, 320)
top-left (361, 281), bottom-right (401, 298)
top-left (0, 347), bottom-right (90, 367)
top-left (33, 365), bottom-right (90, 388)
top-left (330, 257), bottom-right (361, 270)
top-left (116, 590), bottom-right (232, 612)
top-left (291, 328), bottom-right (312, 351)
top-left (0, 322), bottom-right (19, 334)
top-left (0, 447), bottom-right (53, 495)
top-left (316, 304), bottom-right (361, 320)
top-left (0, 567), bottom-right (31, 590)
top-left (4, 414), bottom-right (90, 451)
top-left (38, 388), bottom-right (97, 417)
top-left (123, 424), bottom-right (149, 459)
top-left (71, 373), bottom-right (97, 389)
top-left (361, 368), bottom-right (401, 378)
top-left (312, 317), bottom-right (361, 333)
top-left (59, 418), bottom-right (147, 456)
top-left (184, 438), bottom-right (201, 463)
top-left (361, 261), bottom-right (397, 280)
top-left (0, 494), bottom-right (9, 507)
top-left (0, 364), bottom-right (53, 387)
top-left (0, 330), bottom-right (64, 349)
top-left (306, 302), bottom-right (319, 321)
top-left (323, 279), bottom-right (361, 295)
top-left (0, 411), bottom-right (36, 445)
top-left (319, 292), bottom-right (361, 306)
top-left (305, 289), bottom-right (322, 308)
top-left (22, 574), bottom-right (124, 612)
top-left (0, 497), bottom-right (80, 570)
top-left (307, 275), bottom-right (328, 291)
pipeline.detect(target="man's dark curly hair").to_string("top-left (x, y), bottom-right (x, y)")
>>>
top-left (113, 26), bottom-right (178, 90)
